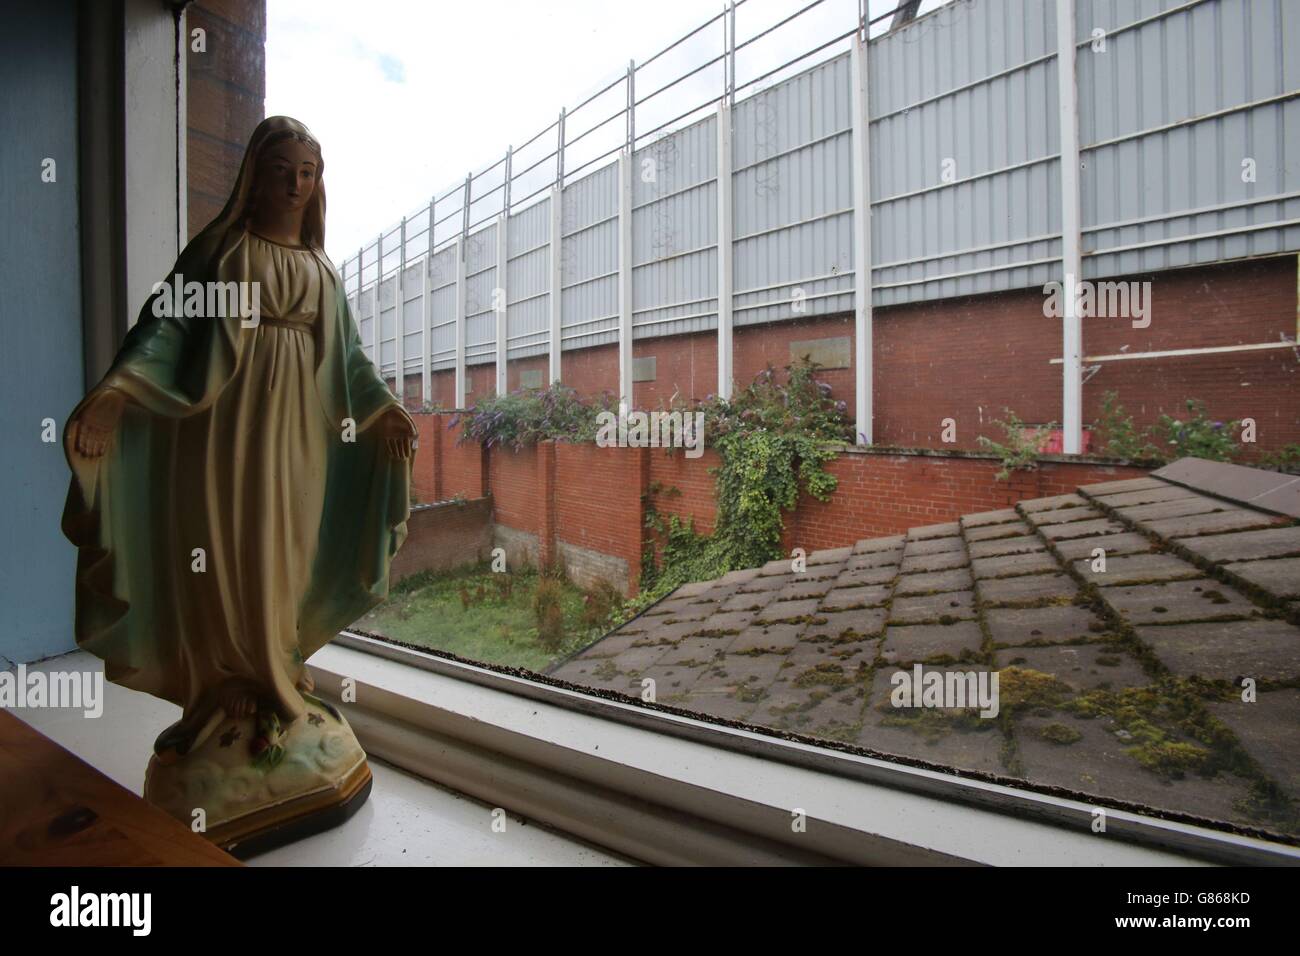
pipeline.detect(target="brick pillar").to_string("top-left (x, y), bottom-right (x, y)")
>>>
top-left (431, 412), bottom-right (444, 502)
top-left (630, 446), bottom-right (651, 595)
top-left (538, 441), bottom-right (557, 569)
top-left (479, 442), bottom-right (492, 499)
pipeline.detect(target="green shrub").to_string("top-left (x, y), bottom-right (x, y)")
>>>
top-left (531, 576), bottom-right (567, 649)
top-left (1093, 390), bottom-right (1160, 461)
top-left (1155, 399), bottom-right (1240, 462)
top-left (453, 383), bottom-right (614, 449)
top-left (1260, 443), bottom-right (1300, 475)
top-left (977, 409), bottom-right (1056, 480)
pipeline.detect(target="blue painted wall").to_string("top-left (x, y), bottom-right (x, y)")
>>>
top-left (0, 0), bottom-right (84, 663)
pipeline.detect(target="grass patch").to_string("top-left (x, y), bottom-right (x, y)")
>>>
top-left (359, 562), bottom-right (616, 671)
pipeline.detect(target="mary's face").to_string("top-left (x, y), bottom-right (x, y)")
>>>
top-left (254, 138), bottom-right (319, 215)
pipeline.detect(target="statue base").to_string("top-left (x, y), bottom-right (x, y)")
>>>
top-left (143, 695), bottom-right (372, 859)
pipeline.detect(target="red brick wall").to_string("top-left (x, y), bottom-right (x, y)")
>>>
top-left (186, 1), bottom-right (266, 240)
top-left (633, 332), bottom-right (720, 407)
top-left (441, 417), bottom-right (488, 500)
top-left (558, 343), bottom-right (618, 401)
top-left (734, 314), bottom-right (858, 410)
top-left (389, 498), bottom-right (493, 582)
top-left (783, 452), bottom-right (1150, 552)
top-left (489, 444), bottom-right (541, 535)
top-left (553, 443), bottom-right (647, 591)
top-left (411, 413), bottom-right (440, 503)
top-left (1079, 257), bottom-right (1299, 452)
top-left (874, 257), bottom-right (1298, 453)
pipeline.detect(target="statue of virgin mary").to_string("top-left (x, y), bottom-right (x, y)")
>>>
top-left (62, 116), bottom-right (414, 783)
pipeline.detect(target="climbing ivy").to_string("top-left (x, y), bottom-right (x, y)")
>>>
top-left (635, 359), bottom-right (852, 609)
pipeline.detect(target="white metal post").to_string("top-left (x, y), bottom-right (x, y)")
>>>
top-left (456, 174), bottom-right (471, 408)
top-left (495, 212), bottom-right (509, 396)
top-left (455, 235), bottom-right (467, 408)
top-left (396, 217), bottom-right (407, 405)
top-left (617, 149), bottom-right (634, 417)
top-left (850, 31), bottom-right (874, 445)
top-left (717, 99), bottom-right (734, 401)
top-left (376, 232), bottom-right (386, 383)
top-left (549, 184), bottom-right (563, 384)
top-left (1057, 0), bottom-right (1083, 454)
top-left (355, 245), bottom-right (363, 355)
top-left (422, 197), bottom-right (434, 404)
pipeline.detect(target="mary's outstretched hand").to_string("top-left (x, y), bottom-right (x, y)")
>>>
top-left (379, 406), bottom-right (416, 461)
top-left (71, 387), bottom-right (126, 459)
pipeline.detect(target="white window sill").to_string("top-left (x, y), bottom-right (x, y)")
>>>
top-left (310, 635), bottom-right (1300, 866)
top-left (11, 651), bottom-right (631, 866)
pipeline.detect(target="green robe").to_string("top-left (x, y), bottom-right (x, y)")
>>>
top-left (62, 226), bottom-right (410, 717)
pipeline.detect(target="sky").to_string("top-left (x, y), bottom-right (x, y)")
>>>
top-left (265, 0), bottom-right (945, 270)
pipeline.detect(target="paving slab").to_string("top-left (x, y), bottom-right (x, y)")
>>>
top-left (1013, 712), bottom-right (1256, 826)
top-left (1223, 557), bottom-right (1300, 601)
top-left (774, 577), bottom-right (835, 601)
top-left (720, 590), bottom-right (776, 612)
top-left (737, 573), bottom-right (796, 594)
top-left (1136, 619), bottom-right (1300, 683)
top-left (985, 604), bottom-right (1108, 647)
top-left (1020, 493), bottom-right (1090, 512)
top-left (685, 610), bottom-right (759, 636)
top-left (965, 521), bottom-right (1034, 543)
top-left (1178, 526), bottom-right (1300, 564)
top-left (1100, 579), bottom-right (1261, 626)
top-left (834, 565), bottom-right (899, 588)
top-left (755, 598), bottom-right (823, 623)
top-left (971, 551), bottom-right (1060, 580)
top-left (961, 508), bottom-right (1021, 528)
top-left (820, 584), bottom-right (892, 611)
top-left (804, 607), bottom-right (888, 641)
top-left (858, 667), bottom-right (1006, 774)
top-left (1099, 485), bottom-right (1206, 508)
top-left (854, 534), bottom-right (905, 554)
top-left (905, 536), bottom-right (966, 556)
top-left (880, 620), bottom-right (984, 664)
top-left (994, 644), bottom-right (1151, 693)
top-left (637, 664), bottom-right (705, 698)
top-left (966, 534), bottom-right (1046, 559)
top-left (1206, 689), bottom-right (1300, 800)
top-left (889, 590), bottom-right (976, 624)
top-left (1112, 495), bottom-right (1233, 522)
top-left (1082, 476), bottom-right (1171, 496)
top-left (1052, 531), bottom-right (1153, 562)
top-left (1137, 508), bottom-right (1281, 540)
top-left (1072, 552), bottom-right (1203, 587)
top-left (976, 572), bottom-right (1079, 607)
top-left (728, 623), bottom-right (805, 654)
top-left (1027, 505), bottom-right (1105, 526)
top-left (900, 550), bottom-right (969, 574)
top-left (845, 550), bottom-right (904, 571)
top-left (908, 522), bottom-right (961, 540)
top-left (1038, 518), bottom-right (1130, 541)
top-left (894, 567), bottom-right (974, 595)
top-left (658, 636), bottom-right (729, 667)
top-left (808, 546), bottom-right (853, 566)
